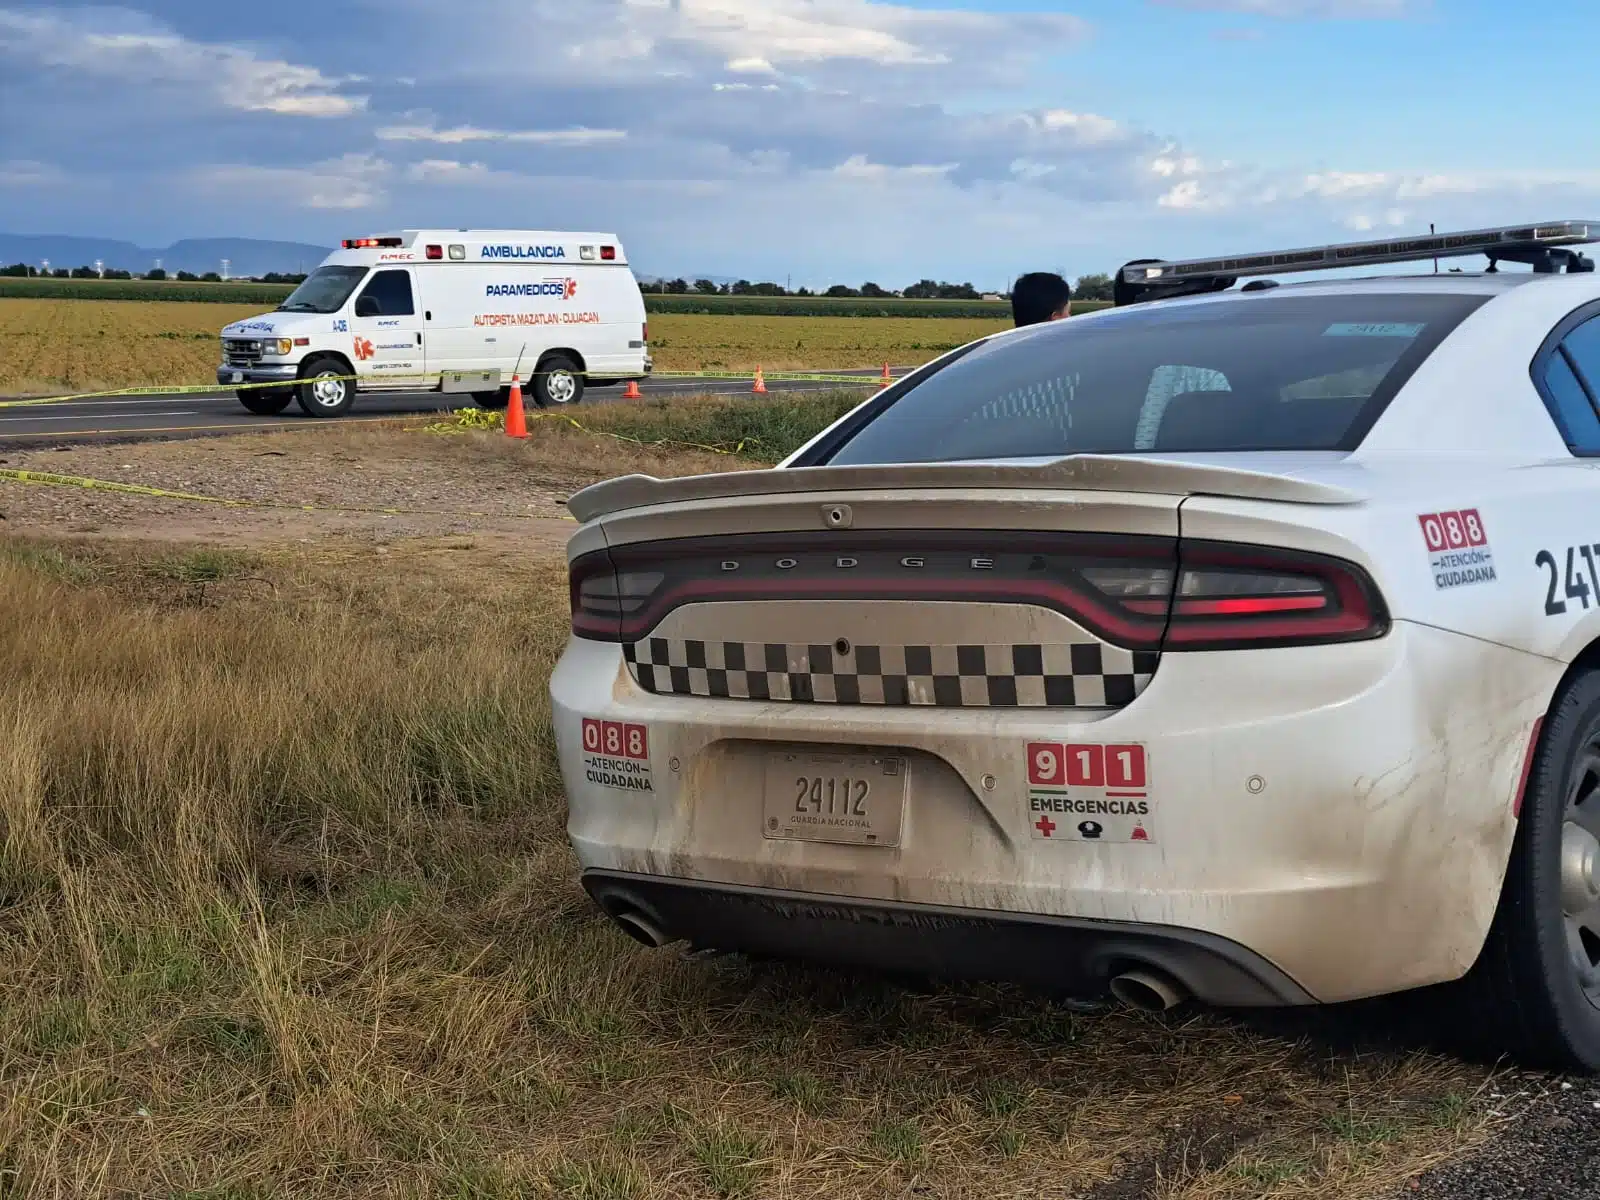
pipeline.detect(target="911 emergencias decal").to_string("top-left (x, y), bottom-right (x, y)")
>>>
top-left (1025, 742), bottom-right (1153, 843)
top-left (1418, 509), bottom-right (1496, 590)
top-left (581, 718), bottom-right (654, 792)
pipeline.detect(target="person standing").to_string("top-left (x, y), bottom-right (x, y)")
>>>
top-left (1010, 272), bottom-right (1073, 327)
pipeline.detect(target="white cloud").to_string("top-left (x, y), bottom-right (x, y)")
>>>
top-left (0, 159), bottom-right (66, 188)
top-left (430, 0), bottom-right (1089, 88)
top-left (1149, 0), bottom-right (1413, 16)
top-left (1033, 110), bottom-right (1125, 146)
top-left (1299, 171), bottom-right (1390, 198)
top-left (376, 123), bottom-right (626, 145)
top-left (0, 8), bottom-right (366, 117)
top-left (405, 159), bottom-right (498, 184)
top-left (830, 154), bottom-right (958, 181)
top-left (195, 154), bottom-right (391, 209)
top-left (1158, 180), bottom-right (1206, 209)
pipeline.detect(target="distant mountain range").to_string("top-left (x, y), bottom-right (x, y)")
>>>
top-left (0, 234), bottom-right (331, 277)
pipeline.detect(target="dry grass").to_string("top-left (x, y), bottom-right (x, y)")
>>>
top-left (0, 529), bottom-right (1507, 1200)
top-left (0, 298), bottom-right (1005, 395)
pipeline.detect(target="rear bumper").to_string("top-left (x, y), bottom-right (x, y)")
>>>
top-left (584, 869), bottom-right (1314, 1006)
top-left (217, 364), bottom-right (298, 386)
top-left (554, 621), bottom-right (1558, 1004)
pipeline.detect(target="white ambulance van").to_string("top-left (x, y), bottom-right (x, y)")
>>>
top-left (217, 230), bottom-right (651, 417)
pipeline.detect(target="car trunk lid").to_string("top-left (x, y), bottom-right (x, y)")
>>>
top-left (568, 457), bottom-right (1368, 714)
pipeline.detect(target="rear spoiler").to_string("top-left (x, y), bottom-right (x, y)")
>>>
top-left (567, 455), bottom-right (1365, 524)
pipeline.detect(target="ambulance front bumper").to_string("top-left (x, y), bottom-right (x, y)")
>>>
top-left (217, 364), bottom-right (298, 385)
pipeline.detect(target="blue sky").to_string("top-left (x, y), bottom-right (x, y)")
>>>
top-left (2, 0), bottom-right (1597, 287)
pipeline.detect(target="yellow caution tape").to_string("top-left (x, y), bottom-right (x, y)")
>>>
top-left (0, 367), bottom-right (894, 409)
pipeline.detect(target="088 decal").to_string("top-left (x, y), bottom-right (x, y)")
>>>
top-left (1535, 542), bottom-right (1600, 617)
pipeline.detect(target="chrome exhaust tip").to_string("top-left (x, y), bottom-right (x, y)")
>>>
top-left (1109, 968), bottom-right (1189, 1012)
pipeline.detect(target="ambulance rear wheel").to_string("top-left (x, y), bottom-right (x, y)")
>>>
top-left (472, 390), bottom-right (509, 410)
top-left (534, 355), bottom-right (584, 408)
top-left (296, 357), bottom-right (354, 418)
top-left (237, 388), bottom-right (292, 415)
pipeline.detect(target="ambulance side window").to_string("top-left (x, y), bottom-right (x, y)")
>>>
top-left (356, 270), bottom-right (415, 317)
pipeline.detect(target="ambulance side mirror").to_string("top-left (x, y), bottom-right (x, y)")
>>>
top-left (355, 295), bottom-right (380, 318)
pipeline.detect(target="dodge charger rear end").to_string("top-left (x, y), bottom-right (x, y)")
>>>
top-left (549, 266), bottom-right (1594, 1066)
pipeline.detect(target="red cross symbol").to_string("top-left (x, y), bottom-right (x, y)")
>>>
top-left (1035, 815), bottom-right (1057, 838)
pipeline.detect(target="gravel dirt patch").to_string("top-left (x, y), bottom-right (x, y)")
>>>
top-left (1407, 1075), bottom-right (1600, 1199)
top-left (0, 419), bottom-right (739, 549)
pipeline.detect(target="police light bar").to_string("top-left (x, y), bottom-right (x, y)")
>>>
top-left (342, 237), bottom-right (405, 249)
top-left (1121, 221), bottom-right (1600, 289)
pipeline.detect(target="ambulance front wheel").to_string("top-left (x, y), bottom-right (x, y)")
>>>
top-left (296, 357), bottom-right (355, 418)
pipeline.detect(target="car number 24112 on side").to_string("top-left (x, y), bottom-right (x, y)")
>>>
top-left (1536, 543), bottom-right (1600, 617)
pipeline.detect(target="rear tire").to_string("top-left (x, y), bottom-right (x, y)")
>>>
top-left (295, 356), bottom-right (354, 418)
top-left (1459, 669), bottom-right (1600, 1070)
top-left (533, 355), bottom-right (584, 408)
top-left (237, 388), bottom-right (292, 415)
top-left (471, 389), bottom-right (509, 410)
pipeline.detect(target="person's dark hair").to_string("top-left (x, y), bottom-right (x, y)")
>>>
top-left (1011, 272), bottom-right (1072, 326)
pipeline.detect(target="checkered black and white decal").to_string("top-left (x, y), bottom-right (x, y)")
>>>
top-left (622, 639), bottom-right (1158, 708)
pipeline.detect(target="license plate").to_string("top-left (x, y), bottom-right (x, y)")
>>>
top-left (762, 750), bottom-right (907, 847)
top-left (229, 371), bottom-right (243, 383)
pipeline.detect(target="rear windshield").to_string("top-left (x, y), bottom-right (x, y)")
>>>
top-left (277, 265), bottom-right (368, 315)
top-left (818, 292), bottom-right (1488, 465)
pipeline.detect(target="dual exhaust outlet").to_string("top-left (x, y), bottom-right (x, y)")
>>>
top-left (602, 897), bottom-right (1190, 1013)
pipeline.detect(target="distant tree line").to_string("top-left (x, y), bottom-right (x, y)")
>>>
top-left (3, 261), bottom-right (1110, 300)
top-left (0, 264), bottom-right (309, 283)
top-left (641, 272), bottom-right (1115, 302)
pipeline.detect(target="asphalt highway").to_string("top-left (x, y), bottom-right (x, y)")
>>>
top-left (0, 368), bottom-right (892, 445)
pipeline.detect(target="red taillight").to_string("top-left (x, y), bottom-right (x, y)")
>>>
top-left (601, 245), bottom-right (617, 261)
top-left (425, 244), bottom-right (443, 260)
top-left (567, 534), bottom-right (1389, 652)
top-left (1158, 541), bottom-right (1387, 650)
top-left (642, 321), bottom-right (649, 343)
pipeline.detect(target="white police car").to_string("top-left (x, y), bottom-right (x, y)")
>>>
top-left (551, 221), bottom-right (1600, 1070)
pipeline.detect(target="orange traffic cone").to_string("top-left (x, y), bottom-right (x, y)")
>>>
top-left (621, 379), bottom-right (642, 400)
top-left (879, 361), bottom-right (892, 389)
top-left (505, 374), bottom-right (529, 439)
top-left (752, 366), bottom-right (768, 395)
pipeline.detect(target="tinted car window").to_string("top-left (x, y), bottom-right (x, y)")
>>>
top-left (819, 293), bottom-right (1488, 464)
top-left (1541, 351), bottom-right (1600, 451)
top-left (357, 270), bottom-right (415, 317)
top-left (1564, 315), bottom-right (1600, 395)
